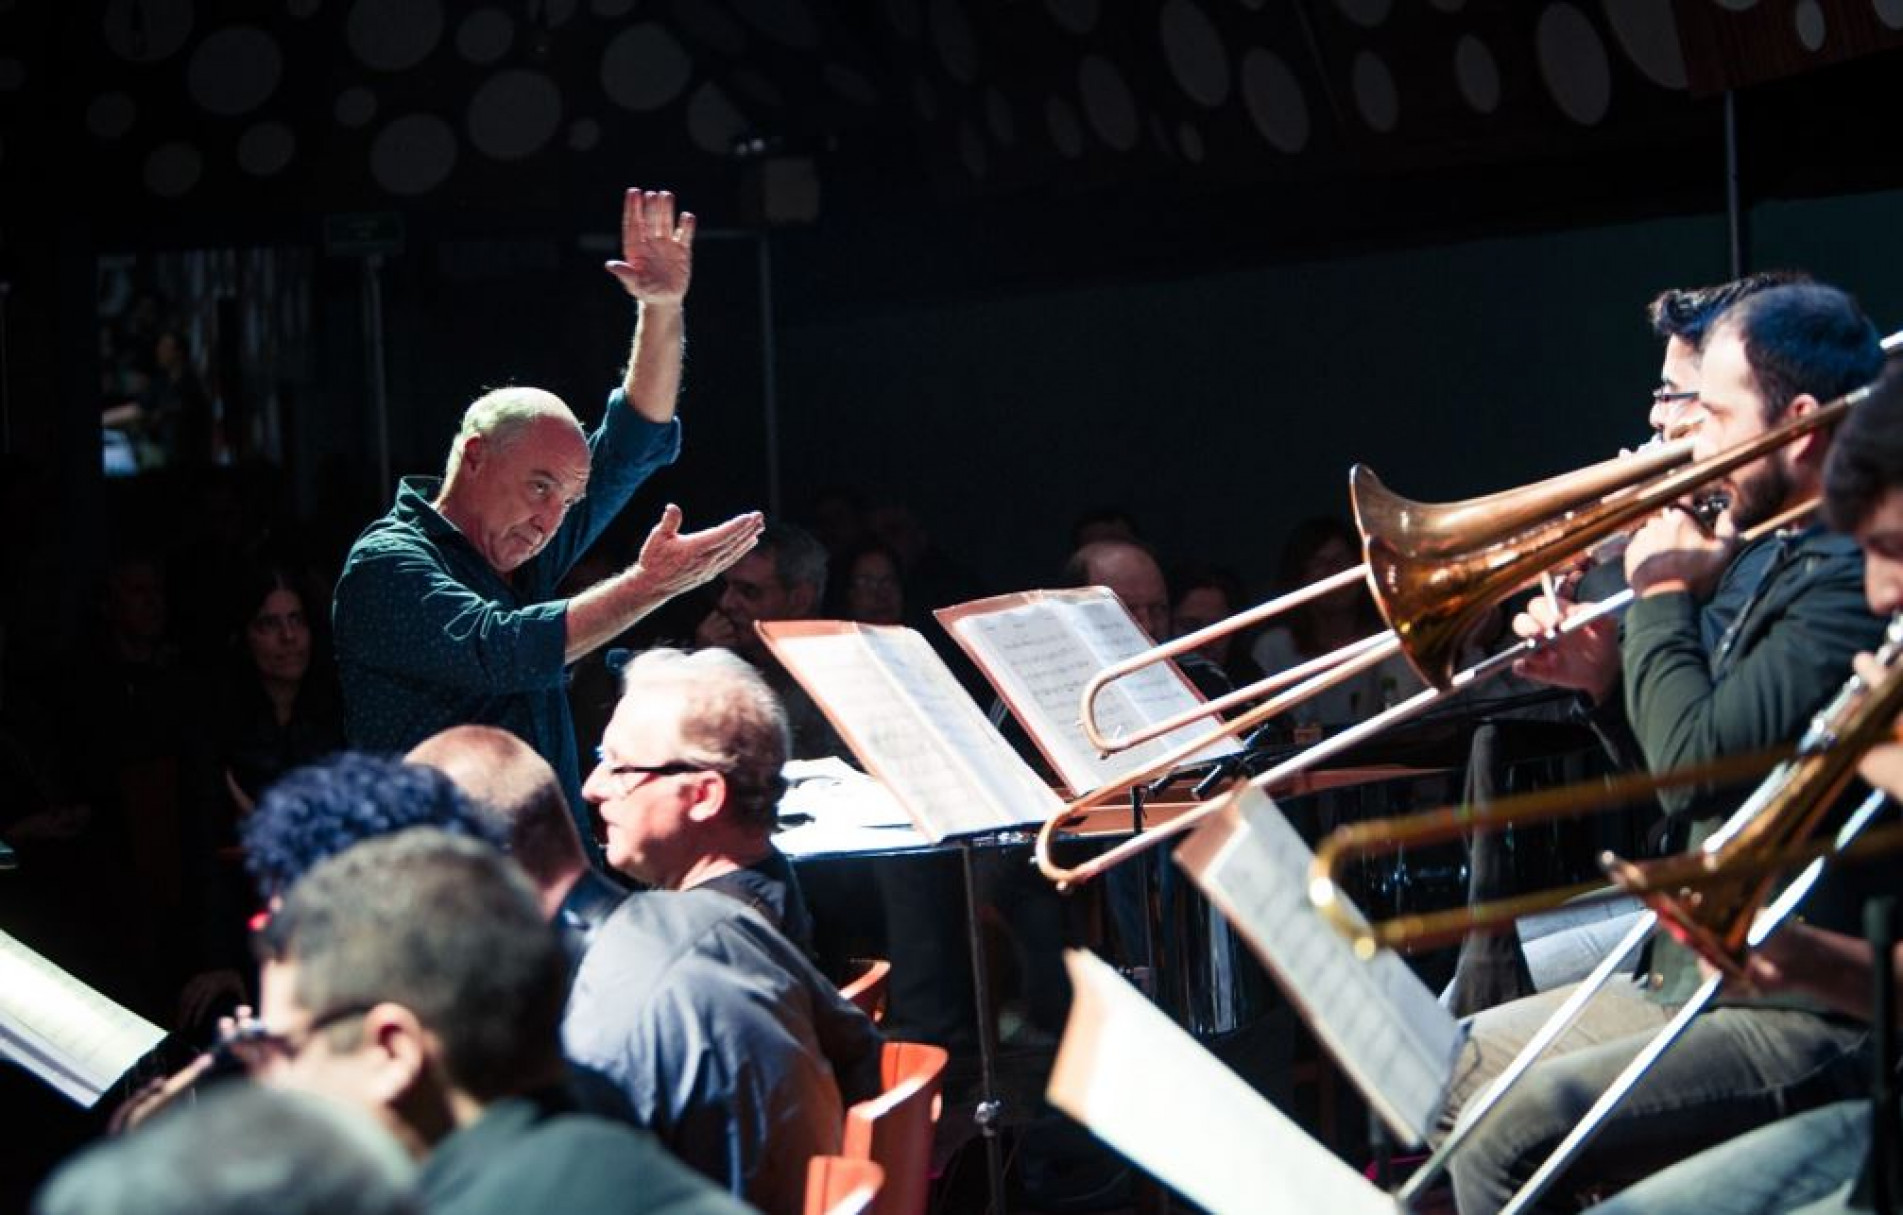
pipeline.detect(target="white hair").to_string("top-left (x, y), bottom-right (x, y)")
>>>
top-left (618, 647), bottom-right (791, 833)
top-left (442, 387), bottom-right (580, 482)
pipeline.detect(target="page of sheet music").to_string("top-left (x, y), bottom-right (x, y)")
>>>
top-left (1049, 949), bottom-right (1396, 1215)
top-left (0, 930), bottom-right (166, 1107)
top-left (947, 593), bottom-right (1235, 794)
top-left (947, 603), bottom-right (1115, 790)
top-left (859, 628), bottom-right (1062, 822)
top-left (1176, 788), bottom-right (1463, 1146)
top-left (1065, 596), bottom-right (1240, 764)
top-left (772, 630), bottom-right (1059, 840)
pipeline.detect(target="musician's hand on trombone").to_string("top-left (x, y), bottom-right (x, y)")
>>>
top-left (1698, 922), bottom-right (1886, 1022)
top-left (1625, 506), bottom-right (1738, 601)
top-left (1510, 587), bottom-right (1621, 703)
top-left (1850, 651), bottom-right (1903, 798)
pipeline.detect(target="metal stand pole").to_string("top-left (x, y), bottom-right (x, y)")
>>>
top-left (0, 277), bottom-right (12, 454)
top-left (960, 837), bottom-right (1008, 1215)
top-left (1860, 896), bottom-right (1897, 1215)
top-left (1725, 90), bottom-right (1746, 277)
top-left (360, 254), bottom-right (390, 498)
top-left (755, 233), bottom-right (781, 517)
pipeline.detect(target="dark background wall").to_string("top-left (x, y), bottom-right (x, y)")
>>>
top-left (5, 1), bottom-right (1903, 604)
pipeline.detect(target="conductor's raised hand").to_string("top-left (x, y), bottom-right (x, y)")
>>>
top-left (606, 188), bottom-right (696, 306)
top-left (633, 505), bottom-right (764, 599)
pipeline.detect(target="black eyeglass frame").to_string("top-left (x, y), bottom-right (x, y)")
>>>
top-left (220, 1002), bottom-right (377, 1069)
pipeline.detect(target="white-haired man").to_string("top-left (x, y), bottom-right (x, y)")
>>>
top-left (563, 647), bottom-right (881, 1214)
top-left (334, 189), bottom-right (763, 845)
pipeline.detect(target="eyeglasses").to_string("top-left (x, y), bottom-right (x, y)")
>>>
top-left (1651, 388), bottom-right (1700, 406)
top-left (219, 1003), bottom-right (375, 1071)
top-left (593, 750), bottom-right (718, 794)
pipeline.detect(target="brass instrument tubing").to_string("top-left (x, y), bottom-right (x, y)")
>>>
top-left (1079, 565), bottom-right (1369, 753)
top-left (1035, 632), bottom-right (1402, 885)
top-left (1395, 912), bottom-right (1659, 1205)
top-left (1089, 628), bottom-right (1395, 757)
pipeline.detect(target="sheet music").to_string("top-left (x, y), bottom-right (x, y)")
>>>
top-left (761, 625), bottom-right (1061, 841)
top-left (0, 929), bottom-right (166, 1107)
top-left (1049, 949), bottom-right (1396, 1215)
top-left (939, 589), bottom-right (1236, 795)
top-left (1067, 596), bottom-right (1244, 760)
top-left (1176, 787), bottom-right (1462, 1146)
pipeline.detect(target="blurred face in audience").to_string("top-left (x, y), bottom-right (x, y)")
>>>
top-left (715, 548), bottom-right (815, 649)
top-left (106, 559), bottom-right (167, 646)
top-left (248, 587), bottom-right (312, 686)
top-left (1172, 585), bottom-right (1234, 666)
top-left (1085, 544), bottom-right (1170, 640)
top-left (845, 550), bottom-right (903, 625)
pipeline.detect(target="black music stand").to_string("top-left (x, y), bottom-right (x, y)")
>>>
top-left (957, 833), bottom-right (1011, 1215)
top-left (1856, 896), bottom-right (1897, 1215)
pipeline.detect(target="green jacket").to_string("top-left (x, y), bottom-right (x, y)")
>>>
top-left (1621, 526), bottom-right (1883, 1005)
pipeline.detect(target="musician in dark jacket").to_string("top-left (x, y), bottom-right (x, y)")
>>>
top-left (1444, 284), bottom-right (1887, 1213)
top-left (1580, 347), bottom-right (1903, 1215)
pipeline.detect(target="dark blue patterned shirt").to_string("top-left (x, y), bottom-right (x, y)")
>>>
top-left (333, 390), bottom-right (680, 832)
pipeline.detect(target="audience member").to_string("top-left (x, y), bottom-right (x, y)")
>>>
top-left (803, 486), bottom-right (869, 561)
top-left (1064, 538), bottom-right (1230, 701)
top-left (696, 522), bottom-right (844, 758)
top-left (250, 829), bottom-right (743, 1215)
top-left (829, 538), bottom-right (907, 626)
top-left (565, 647), bottom-right (883, 1212)
top-left (406, 724), bottom-right (627, 960)
top-left (1249, 517), bottom-right (1420, 728)
top-left (176, 561), bottom-right (348, 1028)
top-left (35, 1085), bottom-right (418, 1215)
top-left (1170, 565), bottom-right (1263, 689)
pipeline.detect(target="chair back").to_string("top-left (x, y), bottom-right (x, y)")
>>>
top-left (841, 1041), bottom-right (949, 1215)
top-left (804, 1156), bottom-right (883, 1215)
top-left (838, 958), bottom-right (892, 1024)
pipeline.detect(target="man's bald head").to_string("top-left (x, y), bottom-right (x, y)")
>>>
top-left (1065, 539), bottom-right (1170, 639)
top-left (406, 725), bottom-right (584, 896)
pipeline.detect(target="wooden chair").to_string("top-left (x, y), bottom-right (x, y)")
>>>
top-left (804, 1156), bottom-right (884, 1215)
top-left (840, 1040), bottom-right (949, 1215)
top-left (838, 957), bottom-right (892, 1024)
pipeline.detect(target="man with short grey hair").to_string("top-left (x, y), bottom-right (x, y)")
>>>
top-left (564, 647), bottom-right (882, 1213)
top-left (334, 188), bottom-right (764, 846)
top-left (588, 646), bottom-right (807, 947)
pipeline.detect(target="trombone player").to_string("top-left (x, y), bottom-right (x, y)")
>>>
top-left (1582, 361), bottom-right (1903, 1215)
top-left (1442, 283), bottom-right (1888, 1213)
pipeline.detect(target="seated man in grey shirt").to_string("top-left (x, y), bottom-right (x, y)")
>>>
top-left (563, 647), bottom-right (881, 1214)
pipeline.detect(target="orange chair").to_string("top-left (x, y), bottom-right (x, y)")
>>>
top-left (838, 957), bottom-right (892, 1025)
top-left (804, 1156), bottom-right (884, 1215)
top-left (840, 1040), bottom-right (949, 1215)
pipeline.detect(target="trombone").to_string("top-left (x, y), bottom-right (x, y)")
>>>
top-left (1076, 438), bottom-right (1697, 756)
top-left (1035, 343), bottom-right (1896, 889)
top-left (1308, 611), bottom-right (1903, 1210)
